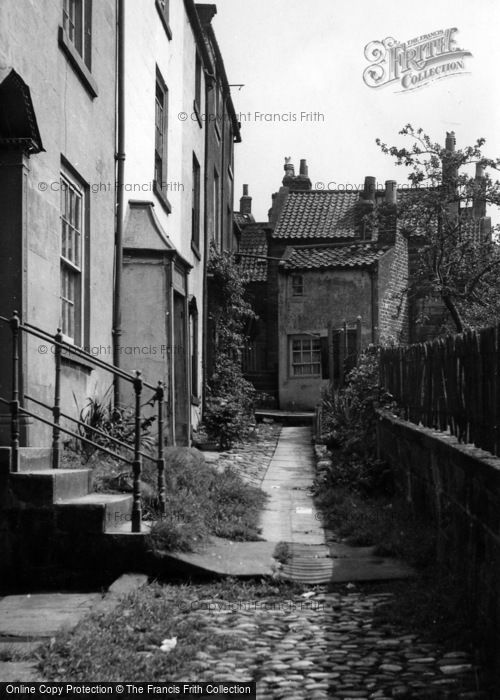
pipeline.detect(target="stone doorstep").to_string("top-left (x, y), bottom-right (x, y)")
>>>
top-left (0, 447), bottom-right (53, 474)
top-left (55, 492), bottom-right (133, 533)
top-left (10, 468), bottom-right (92, 504)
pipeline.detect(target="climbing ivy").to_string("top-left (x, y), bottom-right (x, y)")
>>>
top-left (204, 244), bottom-right (256, 449)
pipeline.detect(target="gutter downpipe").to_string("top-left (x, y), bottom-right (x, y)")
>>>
top-left (113, 0), bottom-right (125, 407)
top-left (202, 72), bottom-right (211, 413)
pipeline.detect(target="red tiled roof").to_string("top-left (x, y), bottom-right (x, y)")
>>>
top-left (273, 190), bottom-right (361, 240)
top-left (238, 225), bottom-right (269, 282)
top-left (283, 243), bottom-right (388, 271)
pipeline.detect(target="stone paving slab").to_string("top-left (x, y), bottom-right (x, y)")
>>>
top-left (259, 427), bottom-right (325, 547)
top-left (0, 661), bottom-right (41, 681)
top-left (0, 574), bottom-right (149, 682)
top-left (0, 593), bottom-right (102, 638)
top-left (166, 538), bottom-right (278, 577)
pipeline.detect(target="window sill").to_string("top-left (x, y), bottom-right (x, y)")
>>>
top-left (155, 1), bottom-right (173, 39)
top-left (193, 101), bottom-right (203, 128)
top-left (58, 26), bottom-right (98, 99)
top-left (289, 374), bottom-right (321, 380)
top-left (153, 181), bottom-right (172, 214)
top-left (61, 349), bottom-right (94, 373)
top-left (191, 240), bottom-right (201, 260)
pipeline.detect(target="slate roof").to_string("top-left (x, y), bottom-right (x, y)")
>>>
top-left (283, 244), bottom-right (389, 271)
top-left (273, 190), bottom-right (361, 240)
top-left (238, 225), bottom-right (269, 282)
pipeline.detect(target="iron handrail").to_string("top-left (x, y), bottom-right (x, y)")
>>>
top-left (0, 315), bottom-right (158, 391)
top-left (0, 397), bottom-right (133, 465)
top-left (0, 311), bottom-right (167, 532)
top-left (24, 393), bottom-right (157, 465)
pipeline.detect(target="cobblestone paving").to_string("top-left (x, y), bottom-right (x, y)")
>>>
top-left (193, 425), bottom-right (489, 698)
top-left (180, 587), bottom-right (486, 699)
top-left (206, 421), bottom-right (282, 487)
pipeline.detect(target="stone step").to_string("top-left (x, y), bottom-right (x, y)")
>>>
top-left (10, 469), bottom-right (92, 505)
top-left (55, 493), bottom-right (133, 533)
top-left (0, 447), bottom-right (53, 474)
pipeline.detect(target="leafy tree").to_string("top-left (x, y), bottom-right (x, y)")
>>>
top-left (377, 125), bottom-right (500, 332)
top-left (204, 244), bottom-right (256, 449)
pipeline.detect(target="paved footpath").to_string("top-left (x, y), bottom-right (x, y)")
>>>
top-left (183, 425), bottom-right (488, 697)
top-left (259, 427), bottom-right (413, 584)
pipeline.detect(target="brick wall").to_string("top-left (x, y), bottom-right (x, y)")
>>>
top-left (378, 410), bottom-right (500, 658)
top-left (377, 231), bottom-right (409, 344)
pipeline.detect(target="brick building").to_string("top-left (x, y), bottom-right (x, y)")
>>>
top-left (239, 159), bottom-right (410, 410)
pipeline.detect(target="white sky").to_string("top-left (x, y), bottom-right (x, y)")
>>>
top-left (212, 0), bottom-right (500, 221)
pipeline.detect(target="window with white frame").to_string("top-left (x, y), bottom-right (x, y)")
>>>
top-left (60, 173), bottom-right (84, 343)
top-left (290, 336), bottom-right (321, 377)
top-left (62, 0), bottom-right (92, 68)
top-left (154, 71), bottom-right (168, 188)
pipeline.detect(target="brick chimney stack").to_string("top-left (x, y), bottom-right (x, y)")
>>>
top-left (473, 163), bottom-right (486, 219)
top-left (443, 131), bottom-right (458, 195)
top-left (384, 180), bottom-right (397, 205)
top-left (356, 176), bottom-right (376, 240)
top-left (240, 184), bottom-right (252, 216)
top-left (378, 180), bottom-right (398, 246)
top-left (282, 157), bottom-right (311, 192)
top-left (363, 176), bottom-right (376, 201)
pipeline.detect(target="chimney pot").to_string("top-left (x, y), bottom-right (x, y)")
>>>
top-left (384, 180), bottom-right (397, 205)
top-left (299, 159), bottom-right (308, 177)
top-left (445, 131), bottom-right (456, 152)
top-left (243, 184), bottom-right (249, 196)
top-left (363, 176), bottom-right (376, 201)
top-left (284, 157), bottom-right (295, 178)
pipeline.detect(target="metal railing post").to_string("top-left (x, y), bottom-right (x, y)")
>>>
top-left (132, 370), bottom-right (143, 532)
top-left (52, 328), bottom-right (63, 469)
top-left (156, 381), bottom-right (166, 515)
top-left (10, 311), bottom-right (20, 473)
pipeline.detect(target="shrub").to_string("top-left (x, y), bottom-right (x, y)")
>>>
top-left (147, 446), bottom-right (266, 553)
top-left (71, 385), bottom-right (156, 463)
top-left (204, 356), bottom-right (255, 450)
top-left (319, 346), bottom-right (395, 493)
top-left (204, 245), bottom-right (256, 448)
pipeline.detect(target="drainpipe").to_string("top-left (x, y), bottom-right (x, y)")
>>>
top-left (202, 73), bottom-right (211, 412)
top-left (113, 0), bottom-right (125, 407)
top-left (220, 91), bottom-right (227, 248)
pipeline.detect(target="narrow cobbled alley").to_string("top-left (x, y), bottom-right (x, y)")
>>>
top-left (1, 423), bottom-right (491, 698)
top-left (185, 424), bottom-right (488, 699)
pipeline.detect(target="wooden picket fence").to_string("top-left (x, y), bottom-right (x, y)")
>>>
top-left (379, 325), bottom-right (500, 456)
